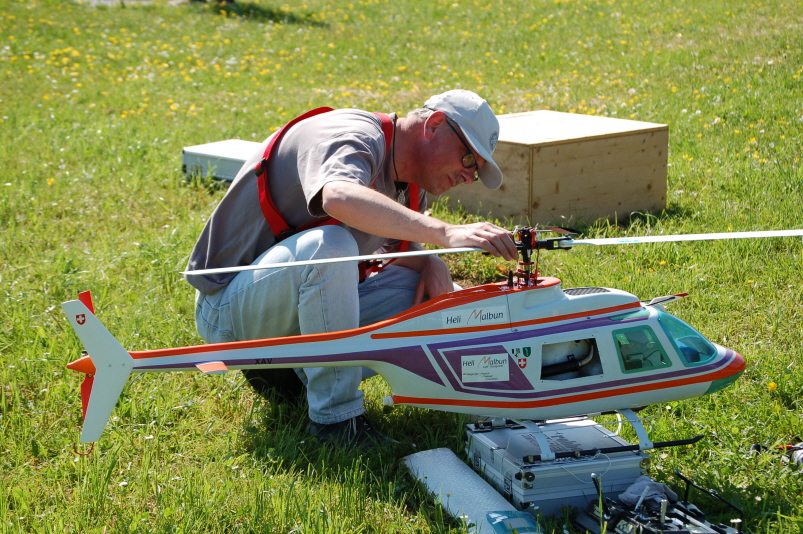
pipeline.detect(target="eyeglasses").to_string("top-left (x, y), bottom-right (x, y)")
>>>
top-left (444, 118), bottom-right (479, 182)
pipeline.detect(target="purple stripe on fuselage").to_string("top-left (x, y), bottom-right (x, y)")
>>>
top-left (426, 315), bottom-right (733, 399)
top-left (428, 314), bottom-right (634, 397)
top-left (134, 345), bottom-right (445, 386)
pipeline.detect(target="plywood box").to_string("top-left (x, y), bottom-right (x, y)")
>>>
top-left (437, 111), bottom-right (668, 225)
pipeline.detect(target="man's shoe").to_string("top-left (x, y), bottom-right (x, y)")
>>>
top-left (242, 368), bottom-right (305, 406)
top-left (306, 414), bottom-right (397, 448)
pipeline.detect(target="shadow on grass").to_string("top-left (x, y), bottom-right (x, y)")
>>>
top-left (181, 172), bottom-right (231, 194)
top-left (194, 0), bottom-right (328, 27)
top-left (240, 397), bottom-right (469, 532)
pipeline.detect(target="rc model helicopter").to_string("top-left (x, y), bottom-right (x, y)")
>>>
top-left (61, 227), bottom-right (803, 446)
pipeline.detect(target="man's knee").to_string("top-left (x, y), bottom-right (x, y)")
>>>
top-left (296, 226), bottom-right (359, 260)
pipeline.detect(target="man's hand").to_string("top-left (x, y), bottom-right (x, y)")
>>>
top-left (443, 222), bottom-right (518, 261)
top-left (413, 255), bottom-right (453, 306)
top-left (392, 255), bottom-right (454, 306)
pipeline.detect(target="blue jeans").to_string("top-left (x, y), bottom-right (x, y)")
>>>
top-left (195, 226), bottom-right (419, 424)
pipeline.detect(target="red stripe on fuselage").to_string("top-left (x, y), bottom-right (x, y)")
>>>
top-left (371, 301), bottom-right (641, 339)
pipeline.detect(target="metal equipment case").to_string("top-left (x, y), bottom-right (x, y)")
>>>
top-left (466, 418), bottom-right (650, 518)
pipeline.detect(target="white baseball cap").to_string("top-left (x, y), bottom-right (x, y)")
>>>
top-left (424, 90), bottom-right (503, 189)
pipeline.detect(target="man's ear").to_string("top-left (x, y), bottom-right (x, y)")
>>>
top-left (423, 110), bottom-right (447, 139)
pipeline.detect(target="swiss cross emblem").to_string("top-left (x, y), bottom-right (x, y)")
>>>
top-left (76, 314), bottom-right (86, 325)
top-left (518, 358), bottom-right (527, 369)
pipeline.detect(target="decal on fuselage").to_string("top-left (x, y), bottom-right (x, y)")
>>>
top-left (441, 306), bottom-right (508, 328)
top-left (461, 353), bottom-right (510, 383)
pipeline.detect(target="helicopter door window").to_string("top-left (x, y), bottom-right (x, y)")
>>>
top-left (539, 338), bottom-right (603, 381)
top-left (656, 311), bottom-right (717, 367)
top-left (613, 326), bottom-right (672, 373)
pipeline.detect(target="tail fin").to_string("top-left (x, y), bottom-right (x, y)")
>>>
top-left (63, 293), bottom-right (134, 443)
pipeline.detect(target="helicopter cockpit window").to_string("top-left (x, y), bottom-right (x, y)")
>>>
top-left (657, 311), bottom-right (717, 367)
top-left (613, 326), bottom-right (672, 373)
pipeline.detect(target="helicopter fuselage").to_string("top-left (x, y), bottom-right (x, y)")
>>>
top-left (65, 277), bottom-right (745, 442)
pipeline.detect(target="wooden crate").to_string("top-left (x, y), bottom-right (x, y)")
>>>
top-left (437, 111), bottom-right (668, 226)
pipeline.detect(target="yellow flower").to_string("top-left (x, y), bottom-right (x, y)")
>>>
top-left (768, 382), bottom-right (778, 391)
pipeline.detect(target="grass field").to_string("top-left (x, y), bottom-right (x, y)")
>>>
top-left (2, 0), bottom-right (802, 531)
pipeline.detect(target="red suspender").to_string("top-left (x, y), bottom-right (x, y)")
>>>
top-left (395, 183), bottom-right (418, 253)
top-left (255, 109), bottom-right (398, 241)
top-left (255, 106), bottom-right (334, 238)
top-left (255, 108), bottom-right (419, 280)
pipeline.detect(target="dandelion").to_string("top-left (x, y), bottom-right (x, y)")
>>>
top-left (768, 382), bottom-right (778, 391)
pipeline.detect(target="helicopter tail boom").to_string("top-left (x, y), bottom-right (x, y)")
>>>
top-left (63, 296), bottom-right (134, 443)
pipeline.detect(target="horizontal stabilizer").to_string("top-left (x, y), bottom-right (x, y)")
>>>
top-left (196, 361), bottom-right (229, 375)
top-left (62, 299), bottom-right (134, 443)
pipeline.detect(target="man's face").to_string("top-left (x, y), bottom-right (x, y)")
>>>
top-left (416, 113), bottom-right (486, 196)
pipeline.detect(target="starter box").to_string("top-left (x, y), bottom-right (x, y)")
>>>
top-left (181, 139), bottom-right (261, 182)
top-left (466, 418), bottom-right (650, 518)
top-left (439, 110), bottom-right (668, 226)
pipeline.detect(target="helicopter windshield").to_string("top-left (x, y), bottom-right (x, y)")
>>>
top-left (657, 311), bottom-right (717, 366)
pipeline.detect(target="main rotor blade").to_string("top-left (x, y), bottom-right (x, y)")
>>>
top-left (645, 293), bottom-right (689, 306)
top-left (182, 247), bottom-right (484, 276)
top-left (565, 229), bottom-right (803, 247)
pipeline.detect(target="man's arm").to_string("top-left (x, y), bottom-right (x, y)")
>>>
top-left (321, 181), bottom-right (518, 260)
top-left (391, 254), bottom-right (454, 306)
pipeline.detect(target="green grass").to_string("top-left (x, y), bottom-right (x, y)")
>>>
top-left (2, 0), bottom-right (803, 531)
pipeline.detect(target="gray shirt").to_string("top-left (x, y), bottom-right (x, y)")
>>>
top-left (186, 109), bottom-right (426, 295)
